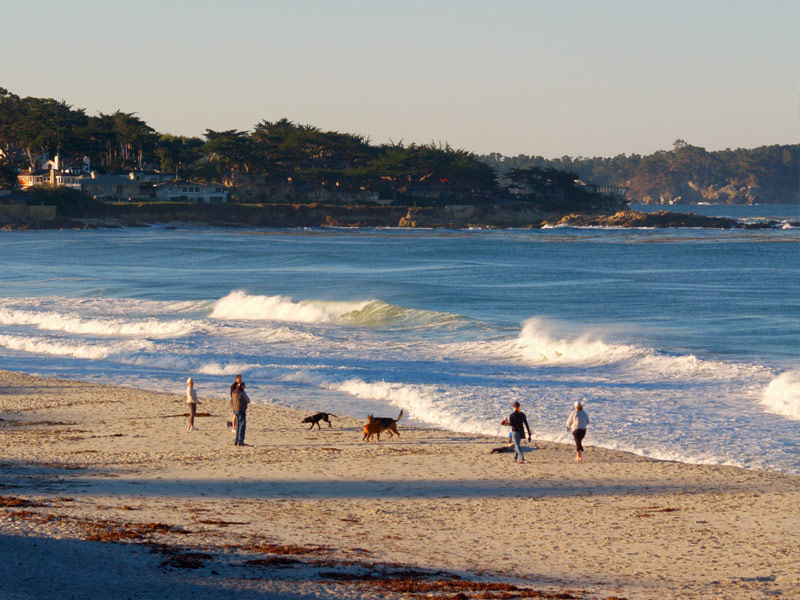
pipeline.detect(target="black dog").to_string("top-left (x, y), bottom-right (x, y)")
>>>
top-left (301, 412), bottom-right (338, 430)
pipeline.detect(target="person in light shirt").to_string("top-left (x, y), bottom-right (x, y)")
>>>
top-left (565, 400), bottom-right (590, 462)
top-left (186, 377), bottom-right (200, 431)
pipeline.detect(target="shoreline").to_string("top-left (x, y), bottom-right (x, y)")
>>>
top-left (1, 368), bottom-right (799, 599)
top-left (3, 204), bottom-right (797, 231)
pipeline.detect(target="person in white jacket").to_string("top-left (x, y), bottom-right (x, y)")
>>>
top-left (186, 377), bottom-right (200, 431)
top-left (565, 401), bottom-right (589, 462)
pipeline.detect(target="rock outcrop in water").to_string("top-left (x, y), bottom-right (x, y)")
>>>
top-left (546, 210), bottom-right (740, 229)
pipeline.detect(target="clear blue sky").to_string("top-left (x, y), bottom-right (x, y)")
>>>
top-left (2, 0), bottom-right (797, 157)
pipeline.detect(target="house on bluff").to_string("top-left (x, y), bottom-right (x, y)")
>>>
top-left (155, 181), bottom-right (229, 203)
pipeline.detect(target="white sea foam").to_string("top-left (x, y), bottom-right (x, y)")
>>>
top-left (0, 329), bottom-right (259, 376)
top-left (762, 370), bottom-right (800, 420)
top-left (0, 296), bottom-right (211, 318)
top-left (112, 351), bottom-right (261, 376)
top-left (0, 308), bottom-right (198, 338)
top-left (0, 333), bottom-right (152, 361)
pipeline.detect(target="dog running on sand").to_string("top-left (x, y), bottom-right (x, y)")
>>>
top-left (362, 410), bottom-right (403, 441)
top-left (301, 412), bottom-right (338, 430)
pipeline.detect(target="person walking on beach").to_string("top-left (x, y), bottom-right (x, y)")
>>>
top-left (507, 401), bottom-right (532, 464)
top-left (186, 377), bottom-right (200, 431)
top-left (229, 374), bottom-right (244, 433)
top-left (230, 375), bottom-right (250, 446)
top-left (566, 400), bottom-right (590, 462)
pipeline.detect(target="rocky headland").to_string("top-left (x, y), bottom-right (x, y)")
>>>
top-left (1, 203), bottom-right (797, 231)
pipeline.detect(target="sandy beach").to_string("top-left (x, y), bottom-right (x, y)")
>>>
top-left (1, 369), bottom-right (798, 600)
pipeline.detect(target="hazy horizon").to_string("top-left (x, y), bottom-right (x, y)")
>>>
top-left (2, 1), bottom-right (798, 158)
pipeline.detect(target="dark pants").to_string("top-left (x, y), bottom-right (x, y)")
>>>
top-left (573, 428), bottom-right (586, 452)
top-left (188, 403), bottom-right (197, 426)
top-left (234, 410), bottom-right (247, 445)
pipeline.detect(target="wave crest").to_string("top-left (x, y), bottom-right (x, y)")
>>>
top-left (210, 291), bottom-right (369, 323)
top-left (210, 291), bottom-right (464, 328)
top-left (341, 301), bottom-right (465, 329)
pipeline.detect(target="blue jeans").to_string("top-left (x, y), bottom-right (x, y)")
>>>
top-left (511, 431), bottom-right (524, 462)
top-left (234, 410), bottom-right (247, 445)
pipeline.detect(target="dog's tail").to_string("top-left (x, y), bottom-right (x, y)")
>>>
top-left (329, 414), bottom-right (339, 419)
top-left (396, 409), bottom-right (403, 422)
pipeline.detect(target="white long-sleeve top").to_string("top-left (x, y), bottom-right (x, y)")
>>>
top-left (566, 408), bottom-right (589, 432)
top-left (186, 386), bottom-right (199, 404)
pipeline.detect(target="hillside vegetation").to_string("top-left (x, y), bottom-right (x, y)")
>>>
top-left (480, 140), bottom-right (798, 204)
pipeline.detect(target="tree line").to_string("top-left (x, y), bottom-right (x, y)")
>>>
top-left (6, 88), bottom-right (792, 207)
top-left (479, 139), bottom-right (799, 204)
top-left (0, 89), bottom-right (502, 203)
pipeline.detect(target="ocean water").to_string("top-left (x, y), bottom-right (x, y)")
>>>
top-left (0, 211), bottom-right (798, 474)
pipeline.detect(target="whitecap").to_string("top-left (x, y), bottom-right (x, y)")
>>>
top-left (762, 370), bottom-right (800, 420)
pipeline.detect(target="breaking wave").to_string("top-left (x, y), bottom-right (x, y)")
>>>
top-left (210, 290), bottom-right (465, 329)
top-left (438, 317), bottom-right (767, 385)
top-left (515, 317), bottom-right (640, 365)
top-left (762, 370), bottom-right (800, 420)
top-left (211, 291), bottom-right (366, 323)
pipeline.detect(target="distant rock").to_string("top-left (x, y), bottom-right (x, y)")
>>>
top-left (548, 210), bottom-right (740, 229)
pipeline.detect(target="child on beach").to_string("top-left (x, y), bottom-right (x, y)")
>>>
top-left (186, 377), bottom-right (200, 431)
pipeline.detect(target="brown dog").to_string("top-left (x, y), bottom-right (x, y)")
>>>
top-left (362, 410), bottom-right (403, 441)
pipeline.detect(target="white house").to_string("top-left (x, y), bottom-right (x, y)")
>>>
top-left (17, 153), bottom-right (91, 190)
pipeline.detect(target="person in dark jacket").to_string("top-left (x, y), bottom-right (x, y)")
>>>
top-left (506, 401), bottom-right (532, 464)
top-left (230, 376), bottom-right (250, 446)
top-left (229, 374), bottom-right (244, 434)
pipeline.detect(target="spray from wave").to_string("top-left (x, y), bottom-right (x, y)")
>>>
top-left (515, 317), bottom-right (639, 365)
top-left (762, 370), bottom-right (800, 420)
